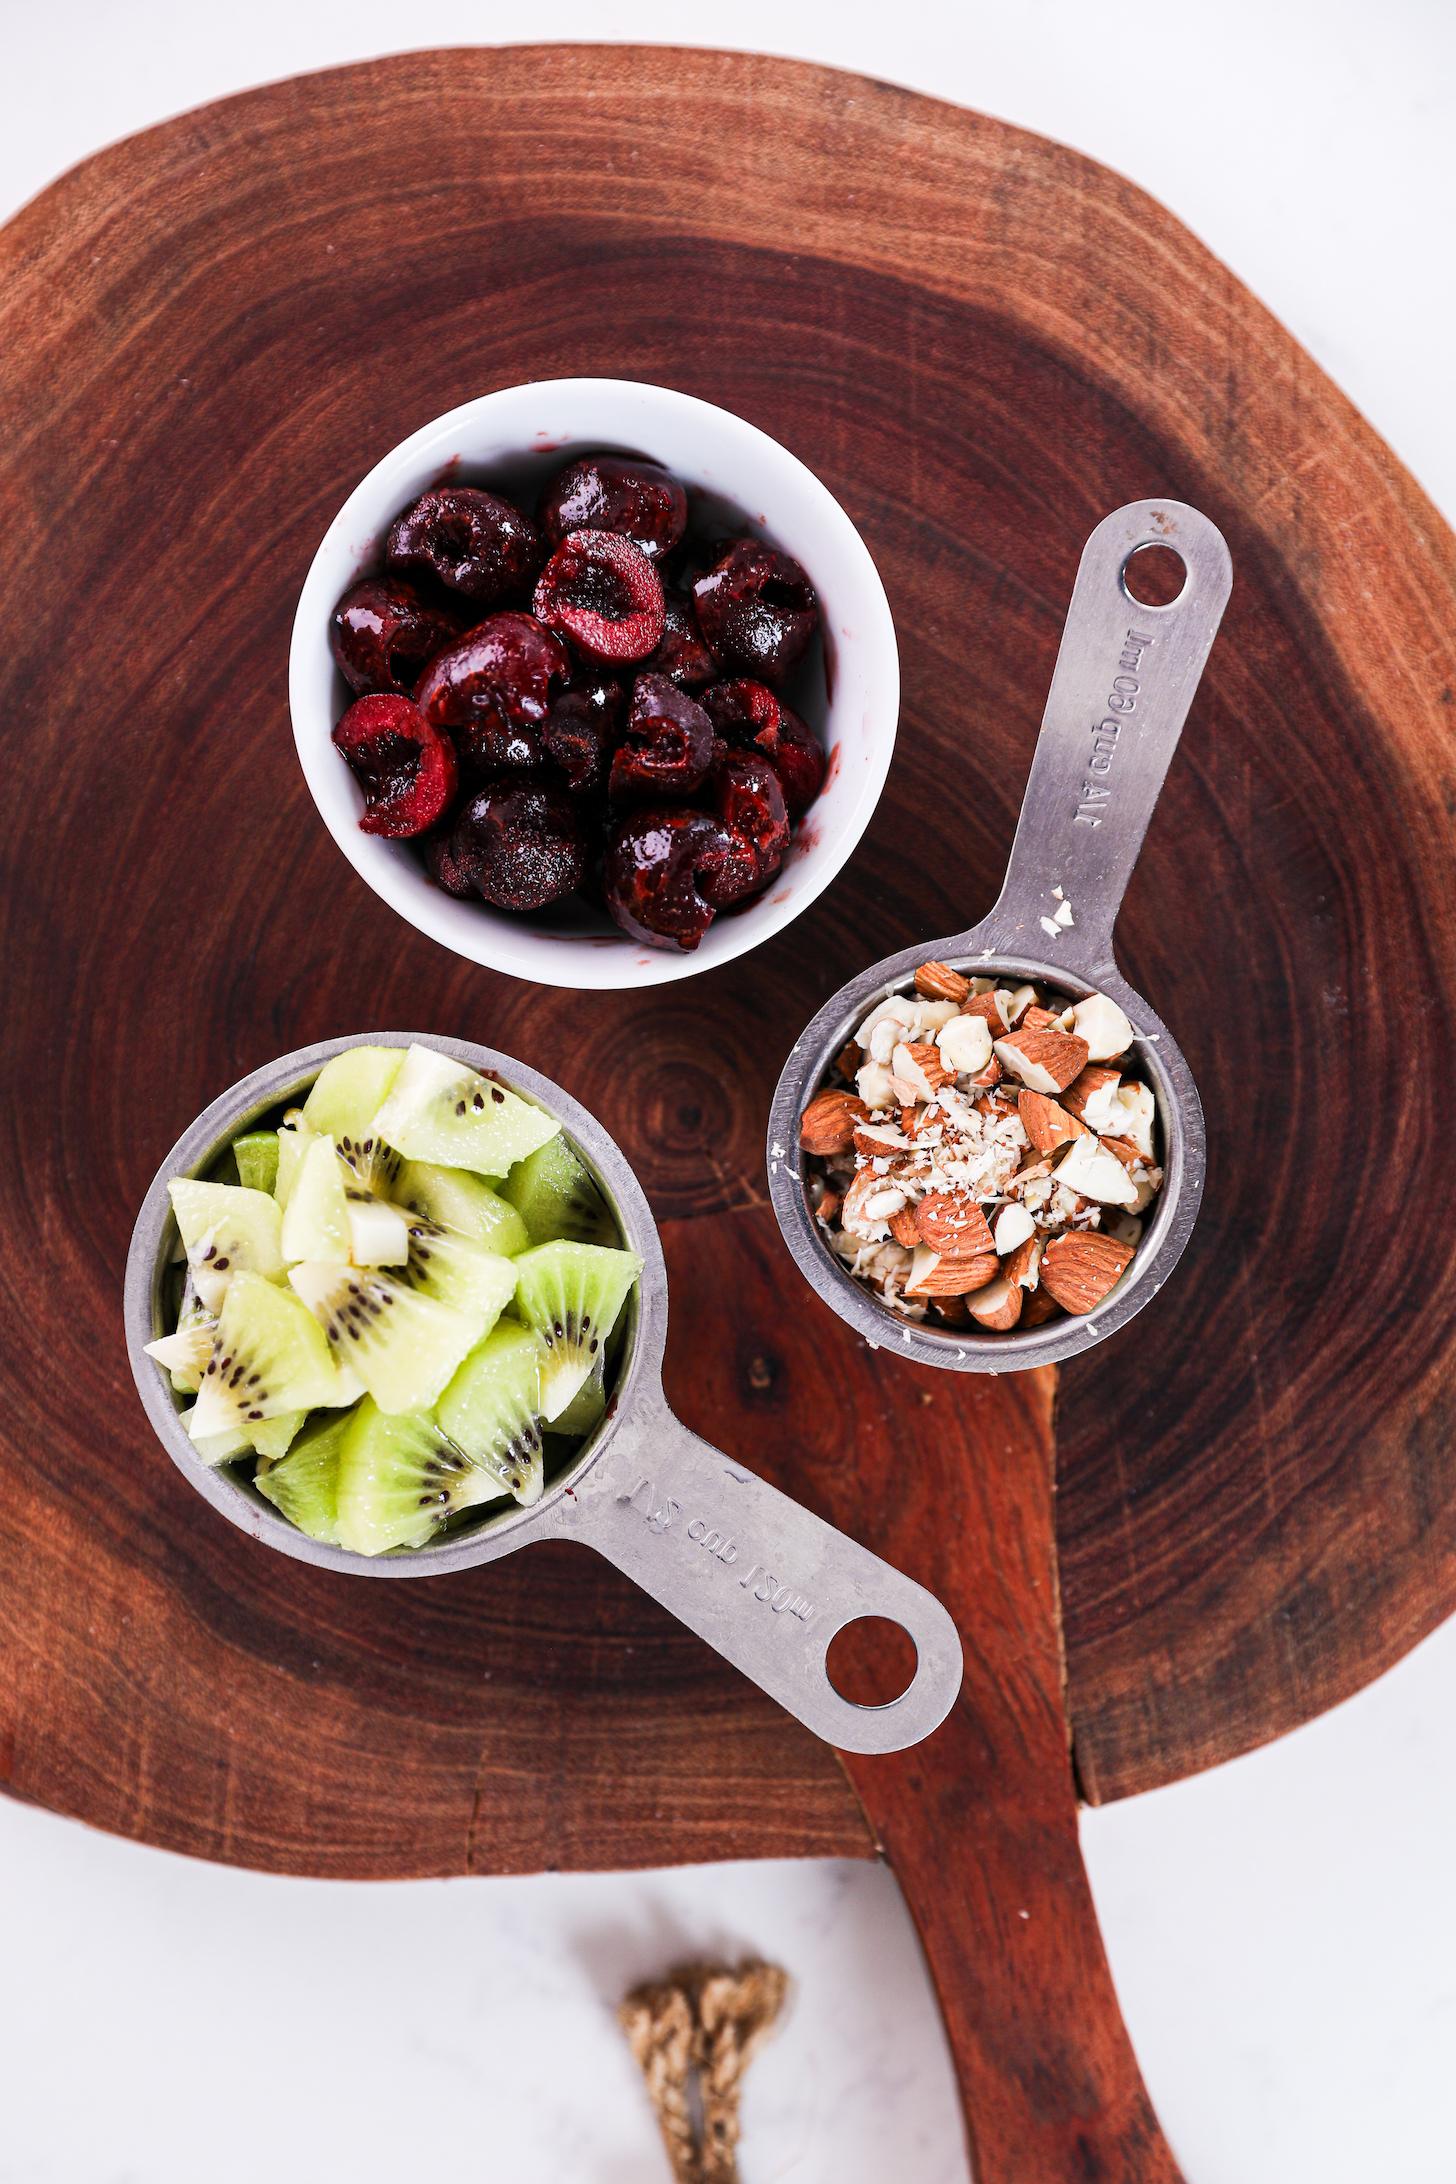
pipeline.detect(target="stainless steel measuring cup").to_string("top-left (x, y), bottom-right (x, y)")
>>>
top-left (125, 1034), bottom-right (964, 1755)
top-left (767, 500), bottom-right (1233, 1372)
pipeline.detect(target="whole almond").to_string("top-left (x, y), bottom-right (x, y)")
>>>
top-left (1040, 1231), bottom-right (1135, 1314)
top-left (1018, 1089), bottom-right (1089, 1157)
top-left (904, 1246), bottom-right (1000, 1296)
top-left (914, 1192), bottom-right (995, 1258)
top-left (994, 1026), bottom-right (1090, 1094)
top-left (914, 960), bottom-right (970, 1004)
top-left (962, 991), bottom-right (1009, 1039)
top-left (800, 1089), bottom-right (869, 1155)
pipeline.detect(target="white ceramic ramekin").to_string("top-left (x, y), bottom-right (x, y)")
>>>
top-left (289, 378), bottom-right (899, 991)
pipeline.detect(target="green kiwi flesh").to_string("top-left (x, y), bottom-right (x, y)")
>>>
top-left (373, 1044), bottom-right (560, 1176)
top-left (436, 1321), bottom-right (546, 1506)
top-left (302, 1046), bottom-right (404, 1195)
top-left (168, 1181), bottom-right (284, 1312)
top-left (149, 1041), bottom-right (643, 1553)
top-left (394, 1160), bottom-right (529, 1257)
top-left (232, 1131), bottom-right (280, 1195)
top-left (287, 1262), bottom-right (481, 1415)
top-left (335, 1399), bottom-right (504, 1555)
top-left (255, 1410), bottom-right (350, 1542)
top-left (503, 1133), bottom-right (617, 1247)
top-left (189, 1269), bottom-right (344, 1438)
top-left (511, 1241), bottom-right (643, 1421)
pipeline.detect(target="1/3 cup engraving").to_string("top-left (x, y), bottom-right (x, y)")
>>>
top-left (616, 1474), bottom-right (817, 1626)
top-left (1075, 626), bottom-right (1155, 828)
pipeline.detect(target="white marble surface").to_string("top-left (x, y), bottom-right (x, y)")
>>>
top-left (5, 4), bottom-right (1455, 2179)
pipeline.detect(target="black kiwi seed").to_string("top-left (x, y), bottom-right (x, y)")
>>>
top-left (490, 1087), bottom-right (504, 1104)
top-left (472, 1092), bottom-right (484, 1111)
top-left (214, 1257), bottom-right (229, 1271)
top-left (455, 1100), bottom-right (467, 1115)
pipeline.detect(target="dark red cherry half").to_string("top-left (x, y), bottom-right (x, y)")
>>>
top-left (692, 538), bottom-right (818, 685)
top-left (711, 749), bottom-right (790, 882)
top-left (425, 829), bottom-right (481, 899)
top-left (414, 613), bottom-right (570, 776)
top-left (539, 454), bottom-right (688, 563)
top-left (448, 784), bottom-right (589, 911)
top-left (541, 675), bottom-right (625, 796)
top-left (603, 809), bottom-right (744, 951)
top-left (533, 530), bottom-right (666, 664)
top-left (648, 586), bottom-right (719, 689)
top-left (331, 694), bottom-right (458, 838)
top-left (609, 675), bottom-right (714, 803)
top-left (328, 577), bottom-right (462, 698)
top-left (701, 678), bottom-right (827, 818)
top-left (385, 487), bottom-right (541, 605)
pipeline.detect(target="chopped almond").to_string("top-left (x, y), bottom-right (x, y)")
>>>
top-left (993, 1027), bottom-right (1090, 1094)
top-left (914, 960), bottom-right (971, 1004)
top-left (1017, 1089), bottom-right (1089, 1156)
top-left (961, 991), bottom-right (1009, 1039)
top-left (914, 1192), bottom-right (995, 1258)
top-left (966, 1275), bottom-right (1023, 1330)
top-left (904, 1246), bottom-right (1001, 1296)
top-left (800, 1089), bottom-right (869, 1155)
top-left (1040, 1232), bottom-right (1134, 1314)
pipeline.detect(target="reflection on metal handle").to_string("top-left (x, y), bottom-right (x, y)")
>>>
top-left (977, 501), bottom-right (1233, 979)
top-left (540, 1395), bottom-right (963, 1755)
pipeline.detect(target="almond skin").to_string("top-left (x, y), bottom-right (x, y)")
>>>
top-left (1021, 1005), bottom-right (1062, 1031)
top-left (996, 1026), bottom-right (1090, 1094)
top-left (896, 1039), bottom-right (954, 1095)
top-left (1003, 1233), bottom-right (1043, 1289)
top-left (1099, 1134), bottom-right (1143, 1169)
top-left (799, 1089), bottom-right (869, 1155)
top-left (888, 1205), bottom-right (922, 1248)
top-left (1022, 1286), bottom-right (1063, 1327)
top-left (1040, 1231), bottom-right (1135, 1314)
top-left (961, 991), bottom-right (1009, 1039)
top-left (1061, 1063), bottom-right (1121, 1122)
top-left (914, 1192), bottom-right (995, 1258)
top-left (905, 1247), bottom-right (1000, 1296)
top-left (1018, 1089), bottom-right (1089, 1157)
top-left (914, 960), bottom-right (971, 1004)
top-left (966, 1274), bottom-right (1023, 1330)
top-left (967, 1055), bottom-right (1004, 1090)
top-left (834, 1040), bottom-right (864, 1081)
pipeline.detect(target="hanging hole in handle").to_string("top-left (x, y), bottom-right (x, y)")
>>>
top-left (825, 1616), bottom-right (919, 1709)
top-left (1121, 541), bottom-right (1188, 609)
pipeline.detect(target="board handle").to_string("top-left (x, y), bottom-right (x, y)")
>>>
top-left (969, 500), bottom-right (1233, 979)
top-left (540, 1396), bottom-right (964, 1755)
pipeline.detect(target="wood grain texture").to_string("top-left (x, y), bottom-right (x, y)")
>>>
top-left (1, 47), bottom-right (1454, 2169)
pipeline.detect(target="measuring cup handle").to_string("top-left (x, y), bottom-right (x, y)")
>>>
top-left (536, 1395), bottom-right (963, 1755)
top-left (969, 501), bottom-right (1233, 980)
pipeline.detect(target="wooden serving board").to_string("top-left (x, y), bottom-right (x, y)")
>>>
top-left (4, 45), bottom-right (1455, 2182)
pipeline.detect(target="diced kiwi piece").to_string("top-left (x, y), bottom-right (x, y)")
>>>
top-left (502, 1133), bottom-right (617, 1247)
top-left (303, 1046), bottom-right (404, 1194)
top-left (248, 1410), bottom-right (307, 1463)
top-left (189, 1269), bottom-right (343, 1438)
top-left (437, 1321), bottom-right (546, 1506)
top-left (255, 1410), bottom-right (350, 1543)
top-left (233, 1131), bottom-right (280, 1195)
top-left (401, 1217), bottom-right (517, 1326)
top-left (288, 1262), bottom-right (481, 1415)
top-left (394, 1159), bottom-right (529, 1256)
top-left (181, 1411), bottom-right (252, 1467)
top-left (511, 1241), bottom-right (642, 1422)
top-left (335, 1398), bottom-right (501, 1555)
top-left (344, 1195), bottom-right (410, 1266)
top-left (145, 1306), bottom-right (217, 1395)
top-left (274, 1116), bottom-right (316, 1208)
top-left (551, 1353), bottom-right (607, 1439)
top-left (280, 1133), bottom-right (351, 1264)
top-left (373, 1044), bottom-right (559, 1177)
top-left (168, 1181), bottom-right (284, 1312)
